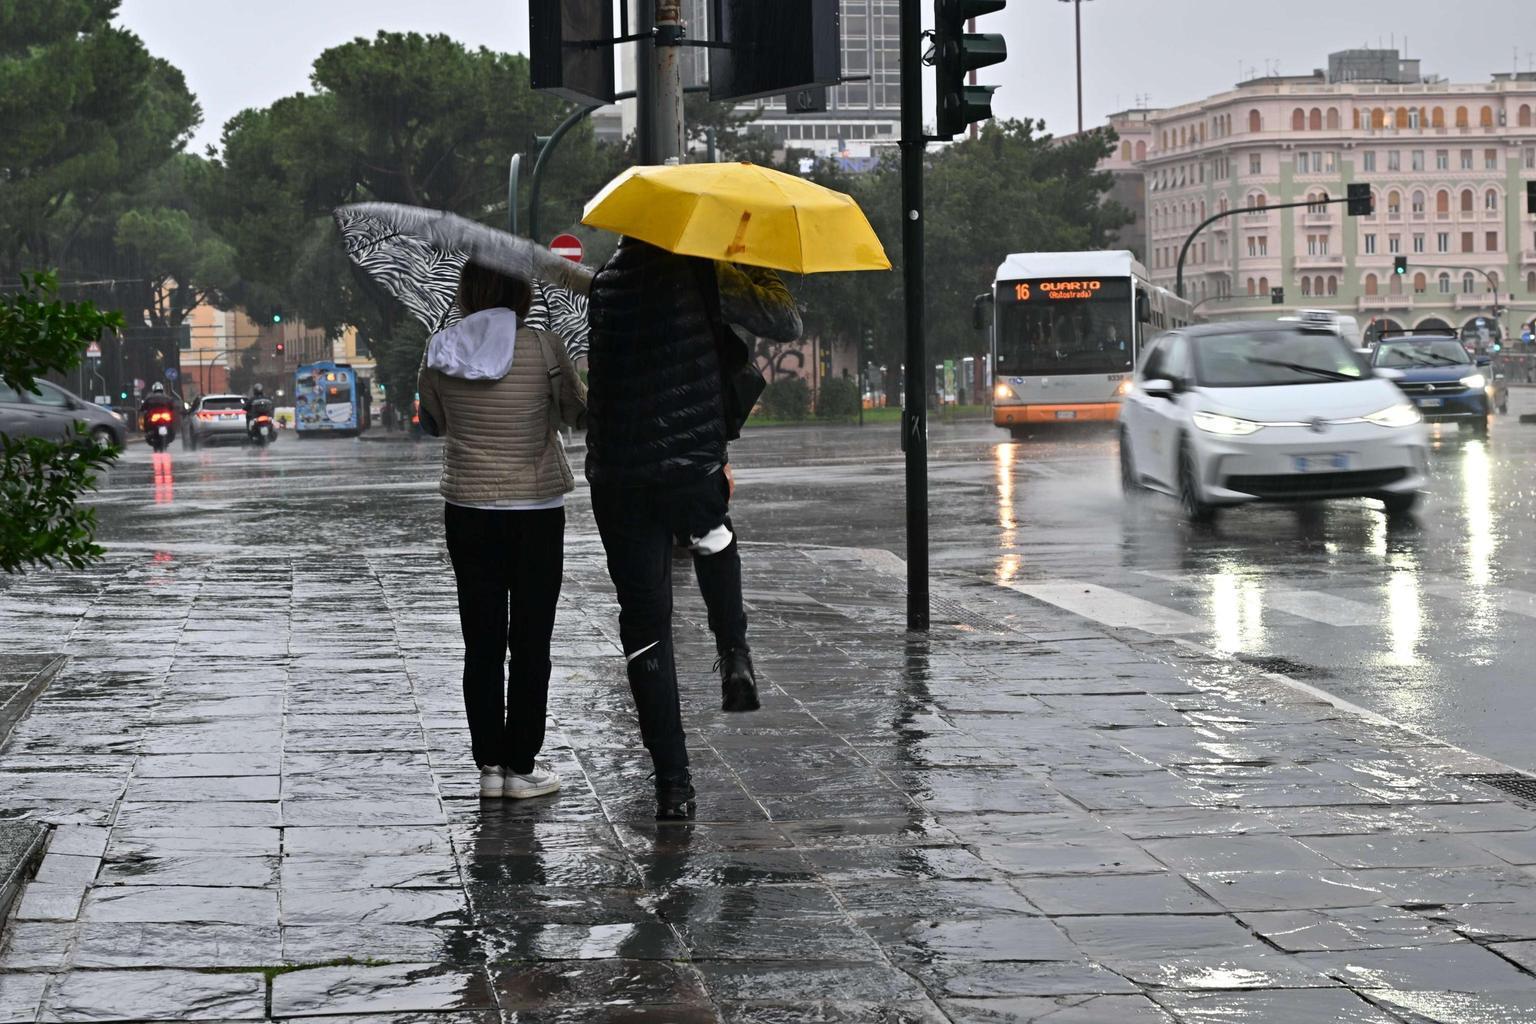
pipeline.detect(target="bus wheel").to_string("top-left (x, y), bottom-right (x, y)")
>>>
top-left (1008, 427), bottom-right (1029, 441)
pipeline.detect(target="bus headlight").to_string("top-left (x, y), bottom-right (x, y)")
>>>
top-left (1114, 379), bottom-right (1131, 397)
top-left (994, 383), bottom-right (1014, 401)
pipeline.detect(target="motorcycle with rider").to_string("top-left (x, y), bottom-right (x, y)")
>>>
top-left (244, 383), bottom-right (276, 446)
top-left (141, 383), bottom-right (177, 451)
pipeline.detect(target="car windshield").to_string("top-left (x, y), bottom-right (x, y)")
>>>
top-left (200, 397), bottom-right (245, 411)
top-left (1373, 339), bottom-right (1470, 368)
top-left (1190, 330), bottom-right (1369, 387)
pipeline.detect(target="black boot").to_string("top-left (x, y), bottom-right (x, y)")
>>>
top-left (655, 772), bottom-right (696, 821)
top-left (717, 648), bottom-right (761, 713)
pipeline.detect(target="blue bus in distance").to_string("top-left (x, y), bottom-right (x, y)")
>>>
top-left (294, 361), bottom-right (367, 437)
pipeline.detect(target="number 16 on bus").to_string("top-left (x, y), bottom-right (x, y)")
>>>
top-left (977, 251), bottom-right (1192, 438)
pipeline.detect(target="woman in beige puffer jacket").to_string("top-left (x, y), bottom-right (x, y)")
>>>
top-left (417, 263), bottom-right (586, 801)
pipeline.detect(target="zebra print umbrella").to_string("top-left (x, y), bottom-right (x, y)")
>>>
top-left (334, 203), bottom-right (593, 359)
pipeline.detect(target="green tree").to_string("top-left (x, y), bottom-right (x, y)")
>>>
top-left (206, 32), bottom-right (628, 386)
top-left (1, 271), bottom-right (122, 573)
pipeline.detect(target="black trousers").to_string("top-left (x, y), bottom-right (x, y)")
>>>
top-left (443, 503), bottom-right (565, 773)
top-left (591, 471), bottom-right (748, 777)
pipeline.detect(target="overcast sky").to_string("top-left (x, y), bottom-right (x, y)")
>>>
top-left (119, 0), bottom-right (1536, 154)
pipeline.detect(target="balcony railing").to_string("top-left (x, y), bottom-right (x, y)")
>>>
top-left (1294, 253), bottom-right (1344, 268)
top-left (1357, 294), bottom-right (1415, 312)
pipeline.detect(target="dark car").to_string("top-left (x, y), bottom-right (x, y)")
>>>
top-left (1371, 336), bottom-right (1496, 435)
top-left (0, 379), bottom-right (127, 448)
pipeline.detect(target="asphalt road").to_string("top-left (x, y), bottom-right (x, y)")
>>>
top-left (86, 389), bottom-right (1536, 774)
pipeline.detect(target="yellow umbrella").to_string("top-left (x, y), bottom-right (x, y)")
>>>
top-left (581, 162), bottom-right (891, 274)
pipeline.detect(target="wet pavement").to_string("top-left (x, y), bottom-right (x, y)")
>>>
top-left (3, 413), bottom-right (1536, 1020)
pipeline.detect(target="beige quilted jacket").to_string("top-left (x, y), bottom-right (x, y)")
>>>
top-left (417, 323), bottom-right (586, 506)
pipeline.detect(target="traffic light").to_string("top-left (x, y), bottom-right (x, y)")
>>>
top-left (270, 308), bottom-right (284, 325)
top-left (275, 341), bottom-right (285, 357)
top-left (1271, 286), bottom-right (1284, 305)
top-left (1346, 182), bottom-right (1374, 216)
top-left (933, 0), bottom-right (1008, 140)
top-left (529, 0), bottom-right (616, 105)
top-left (708, 0), bottom-right (841, 102)
top-left (1393, 256), bottom-right (1408, 276)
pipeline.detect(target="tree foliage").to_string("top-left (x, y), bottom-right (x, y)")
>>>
top-left (1, 271), bottom-right (122, 574)
top-left (204, 32), bottom-right (629, 393)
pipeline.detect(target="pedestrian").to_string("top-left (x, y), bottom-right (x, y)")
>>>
top-left (585, 237), bottom-right (801, 820)
top-left (418, 263), bottom-right (587, 799)
top-left (381, 400), bottom-right (396, 432)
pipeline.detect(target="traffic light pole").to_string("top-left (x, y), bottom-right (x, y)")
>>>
top-left (1175, 194), bottom-right (1355, 300)
top-left (899, 0), bottom-right (929, 632)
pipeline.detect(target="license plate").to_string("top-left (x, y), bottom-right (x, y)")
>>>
top-left (156, 426), bottom-right (168, 436)
top-left (1293, 454), bottom-right (1349, 472)
top-left (1055, 410), bottom-right (1077, 420)
top-left (1419, 398), bottom-right (1443, 407)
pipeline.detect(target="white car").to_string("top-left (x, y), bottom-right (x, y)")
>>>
top-left (1118, 321), bottom-right (1429, 521)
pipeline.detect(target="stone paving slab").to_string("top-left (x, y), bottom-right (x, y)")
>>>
top-left (3, 540), bottom-right (1536, 1021)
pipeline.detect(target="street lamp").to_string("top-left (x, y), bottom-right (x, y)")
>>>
top-left (1057, 0), bottom-right (1093, 134)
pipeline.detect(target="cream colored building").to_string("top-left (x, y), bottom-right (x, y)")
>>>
top-left (1135, 50), bottom-right (1536, 338)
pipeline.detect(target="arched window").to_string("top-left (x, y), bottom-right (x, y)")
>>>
top-left (1161, 129), bottom-right (1168, 150)
top-left (1431, 107), bottom-right (1445, 128)
top-left (1308, 107), bottom-right (1323, 131)
top-left (1396, 106), bottom-right (1411, 128)
top-left (1387, 190), bottom-right (1401, 216)
top-left (1248, 109), bottom-right (1262, 132)
top-left (1134, 140), bottom-right (1146, 160)
top-left (1455, 106), bottom-right (1469, 127)
top-left (1313, 276), bottom-right (1325, 295)
top-left (1521, 105), bottom-right (1533, 128)
top-left (1436, 189), bottom-right (1450, 215)
top-left (1258, 276), bottom-right (1269, 295)
top-left (1528, 271), bottom-right (1536, 294)
top-left (1461, 188), bottom-right (1475, 213)
top-left (1292, 108), bottom-right (1306, 131)
top-left (1254, 193), bottom-right (1267, 208)
top-left (1301, 277), bottom-right (1312, 296)
top-left (1364, 274), bottom-right (1379, 296)
top-left (1199, 199), bottom-right (1206, 220)
top-left (1327, 108), bottom-right (1340, 130)
top-left (1179, 126), bottom-right (1187, 146)
top-left (1327, 276), bottom-right (1338, 296)
top-left (1480, 105), bottom-right (1494, 127)
top-left (1246, 278), bottom-right (1256, 296)
top-left (1120, 141), bottom-right (1131, 161)
top-left (1438, 273), bottom-right (1451, 293)
top-left (1389, 273), bottom-right (1403, 295)
top-left (1463, 272), bottom-right (1476, 294)
top-left (1485, 188), bottom-right (1499, 211)
top-left (1352, 108), bottom-right (1362, 129)
top-left (1411, 190), bottom-right (1425, 215)
top-left (1373, 107), bottom-right (1387, 129)
top-left (1413, 272), bottom-right (1427, 294)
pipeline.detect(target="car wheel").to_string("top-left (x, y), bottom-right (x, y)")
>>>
top-left (1118, 429), bottom-right (1140, 493)
top-left (1471, 416), bottom-right (1490, 437)
top-left (1178, 440), bottom-right (1217, 524)
top-left (89, 426), bottom-right (117, 450)
top-left (1382, 491), bottom-right (1420, 516)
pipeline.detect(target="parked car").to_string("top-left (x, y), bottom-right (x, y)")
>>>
top-left (0, 379), bottom-right (126, 448)
top-left (1371, 336), bottom-right (1500, 434)
top-left (186, 394), bottom-right (250, 447)
top-left (1119, 320), bottom-right (1428, 521)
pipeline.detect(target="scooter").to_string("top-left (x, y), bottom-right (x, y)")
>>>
top-left (247, 413), bottom-right (276, 446)
top-left (144, 409), bottom-right (175, 452)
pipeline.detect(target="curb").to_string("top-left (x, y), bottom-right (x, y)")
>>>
top-left (0, 820), bottom-right (49, 939)
top-left (0, 654), bottom-right (64, 751)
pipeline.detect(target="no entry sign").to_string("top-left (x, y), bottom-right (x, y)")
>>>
top-left (549, 233), bottom-right (583, 263)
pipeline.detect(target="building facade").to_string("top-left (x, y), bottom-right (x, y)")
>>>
top-left (1135, 51), bottom-right (1536, 338)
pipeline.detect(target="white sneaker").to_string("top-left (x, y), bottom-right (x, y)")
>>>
top-left (504, 762), bottom-right (561, 800)
top-left (479, 765), bottom-right (505, 798)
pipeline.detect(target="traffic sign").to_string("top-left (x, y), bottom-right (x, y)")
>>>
top-left (164, 367), bottom-right (179, 381)
top-left (132, 378), bottom-right (144, 392)
top-left (550, 234), bottom-right (583, 263)
top-left (85, 341), bottom-right (101, 360)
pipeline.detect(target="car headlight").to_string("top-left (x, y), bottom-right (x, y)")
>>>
top-left (1363, 402), bottom-right (1422, 428)
top-left (994, 383), bottom-right (1013, 401)
top-left (1192, 411), bottom-right (1262, 436)
top-left (108, 410), bottom-right (123, 422)
top-left (1460, 373), bottom-right (1486, 390)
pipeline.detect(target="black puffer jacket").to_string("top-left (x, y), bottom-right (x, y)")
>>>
top-left (585, 239), bottom-right (724, 486)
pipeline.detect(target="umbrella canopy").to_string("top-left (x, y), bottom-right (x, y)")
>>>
top-left (334, 204), bottom-right (592, 358)
top-left (581, 162), bottom-right (891, 275)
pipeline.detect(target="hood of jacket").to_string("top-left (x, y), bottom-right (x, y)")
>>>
top-left (426, 308), bottom-right (518, 380)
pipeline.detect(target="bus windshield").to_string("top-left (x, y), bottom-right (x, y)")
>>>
top-left (995, 277), bottom-right (1134, 376)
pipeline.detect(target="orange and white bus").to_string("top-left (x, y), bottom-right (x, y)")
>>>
top-left (986, 251), bottom-right (1192, 437)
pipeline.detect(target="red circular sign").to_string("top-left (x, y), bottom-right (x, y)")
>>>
top-left (549, 234), bottom-right (584, 263)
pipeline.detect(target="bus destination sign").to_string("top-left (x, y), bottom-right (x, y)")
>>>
top-left (1011, 279), bottom-right (1104, 302)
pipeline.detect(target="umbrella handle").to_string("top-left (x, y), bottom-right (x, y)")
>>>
top-left (725, 212), bottom-right (752, 258)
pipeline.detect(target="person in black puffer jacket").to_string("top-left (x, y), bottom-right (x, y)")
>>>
top-left (586, 237), bottom-right (800, 820)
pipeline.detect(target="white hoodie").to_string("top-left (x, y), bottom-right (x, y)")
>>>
top-left (426, 308), bottom-right (518, 380)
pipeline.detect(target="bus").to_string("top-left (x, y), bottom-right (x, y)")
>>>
top-left (294, 361), bottom-right (368, 437)
top-left (984, 251), bottom-right (1193, 436)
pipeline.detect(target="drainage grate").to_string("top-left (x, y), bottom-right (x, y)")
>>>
top-left (1461, 773), bottom-right (1536, 805)
top-left (1236, 654), bottom-right (1333, 679)
top-left (929, 594), bottom-right (1015, 634)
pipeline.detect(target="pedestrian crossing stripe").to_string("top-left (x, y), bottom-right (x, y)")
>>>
top-left (1001, 581), bottom-right (1204, 634)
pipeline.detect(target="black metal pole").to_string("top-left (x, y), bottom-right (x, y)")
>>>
top-left (507, 154), bottom-right (521, 235)
top-left (1073, 0), bottom-right (1083, 134)
top-left (900, 0), bottom-right (928, 632)
top-left (1175, 194), bottom-right (1354, 299)
top-left (636, 1), bottom-right (658, 165)
top-left (529, 103), bottom-right (602, 244)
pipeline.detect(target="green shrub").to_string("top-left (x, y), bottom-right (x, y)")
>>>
top-left (760, 377), bottom-right (810, 421)
top-left (816, 377), bottom-right (860, 420)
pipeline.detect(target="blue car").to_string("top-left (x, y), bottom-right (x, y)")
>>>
top-left (1371, 335), bottom-right (1495, 435)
